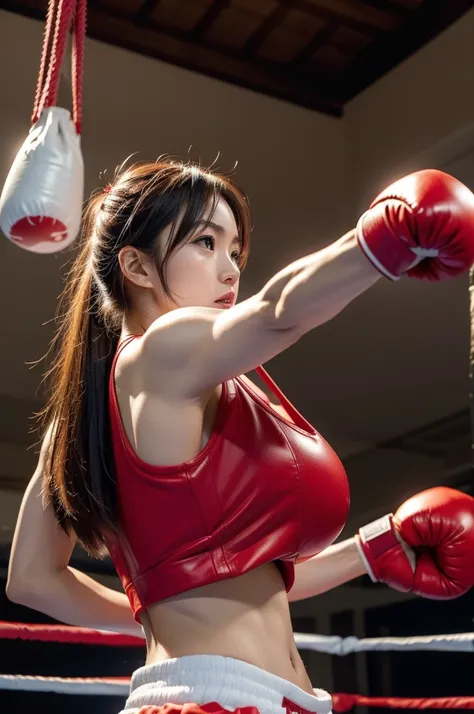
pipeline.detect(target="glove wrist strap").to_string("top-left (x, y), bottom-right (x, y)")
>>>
top-left (356, 513), bottom-right (398, 582)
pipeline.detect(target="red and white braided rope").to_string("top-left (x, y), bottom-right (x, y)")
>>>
top-left (32, 0), bottom-right (87, 133)
top-left (3, 622), bottom-right (474, 655)
top-left (3, 621), bottom-right (474, 708)
top-left (2, 674), bottom-right (474, 711)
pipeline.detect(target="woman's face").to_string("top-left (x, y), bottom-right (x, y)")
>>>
top-left (156, 197), bottom-right (242, 312)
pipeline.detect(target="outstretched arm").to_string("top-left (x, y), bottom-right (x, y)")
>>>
top-left (6, 429), bottom-right (144, 638)
top-left (290, 485), bottom-right (474, 602)
top-left (143, 229), bottom-right (381, 398)
top-left (144, 170), bottom-right (474, 400)
top-left (289, 538), bottom-right (365, 602)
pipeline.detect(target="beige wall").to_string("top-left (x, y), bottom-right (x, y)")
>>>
top-left (0, 10), bottom-right (346, 409)
top-left (341, 7), bottom-right (474, 530)
top-left (345, 8), bottom-right (474, 216)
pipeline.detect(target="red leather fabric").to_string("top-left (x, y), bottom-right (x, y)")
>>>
top-left (107, 339), bottom-right (350, 620)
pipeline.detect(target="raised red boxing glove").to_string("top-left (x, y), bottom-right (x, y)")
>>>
top-left (357, 170), bottom-right (474, 281)
top-left (355, 487), bottom-right (474, 599)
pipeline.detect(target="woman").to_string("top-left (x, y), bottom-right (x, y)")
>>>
top-left (7, 160), bottom-right (474, 714)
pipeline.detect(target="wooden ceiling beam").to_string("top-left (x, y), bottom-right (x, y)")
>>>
top-left (133, 0), bottom-right (162, 25)
top-left (340, 0), bottom-right (474, 101)
top-left (281, 0), bottom-right (393, 34)
top-left (356, 0), bottom-right (410, 15)
top-left (189, 0), bottom-right (231, 41)
top-left (240, 3), bottom-right (290, 57)
top-left (3, 0), bottom-right (343, 116)
top-left (6, 0), bottom-right (469, 116)
top-left (289, 21), bottom-right (338, 68)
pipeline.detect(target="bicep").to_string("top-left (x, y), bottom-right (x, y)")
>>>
top-left (142, 294), bottom-right (302, 397)
top-left (7, 433), bottom-right (75, 591)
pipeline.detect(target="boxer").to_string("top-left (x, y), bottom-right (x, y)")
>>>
top-left (7, 161), bottom-right (474, 714)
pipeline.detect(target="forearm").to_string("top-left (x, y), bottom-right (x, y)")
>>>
top-left (9, 566), bottom-right (144, 638)
top-left (263, 230), bottom-right (381, 331)
top-left (289, 537), bottom-right (367, 602)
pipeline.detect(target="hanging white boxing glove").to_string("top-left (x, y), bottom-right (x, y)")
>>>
top-left (0, 107), bottom-right (84, 254)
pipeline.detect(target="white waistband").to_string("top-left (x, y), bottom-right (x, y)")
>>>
top-left (120, 655), bottom-right (332, 714)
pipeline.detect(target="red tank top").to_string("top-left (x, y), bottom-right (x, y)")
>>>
top-left (107, 337), bottom-right (350, 620)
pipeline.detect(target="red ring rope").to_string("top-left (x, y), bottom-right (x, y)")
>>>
top-left (0, 621), bottom-right (144, 647)
top-left (2, 621), bottom-right (474, 708)
top-left (333, 694), bottom-right (474, 711)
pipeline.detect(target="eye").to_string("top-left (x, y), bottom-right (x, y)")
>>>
top-left (231, 249), bottom-right (242, 264)
top-left (195, 236), bottom-right (215, 251)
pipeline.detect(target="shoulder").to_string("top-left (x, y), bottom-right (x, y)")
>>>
top-left (122, 309), bottom-right (220, 399)
top-left (141, 307), bottom-right (220, 370)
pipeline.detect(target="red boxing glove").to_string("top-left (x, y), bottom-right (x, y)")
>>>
top-left (355, 487), bottom-right (474, 599)
top-left (357, 170), bottom-right (474, 281)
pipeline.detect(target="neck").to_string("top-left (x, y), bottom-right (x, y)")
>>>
top-left (121, 284), bottom-right (172, 339)
top-left (121, 304), bottom-right (161, 339)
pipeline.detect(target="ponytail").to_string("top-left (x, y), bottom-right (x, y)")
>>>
top-left (38, 159), bottom-right (253, 556)
top-left (40, 194), bottom-right (119, 556)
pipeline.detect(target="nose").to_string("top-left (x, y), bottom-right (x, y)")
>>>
top-left (219, 257), bottom-right (240, 286)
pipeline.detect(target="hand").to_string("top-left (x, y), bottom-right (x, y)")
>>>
top-left (355, 487), bottom-right (474, 599)
top-left (357, 170), bottom-right (474, 280)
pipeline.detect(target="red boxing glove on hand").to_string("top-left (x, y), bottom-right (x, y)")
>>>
top-left (357, 170), bottom-right (474, 281)
top-left (355, 487), bottom-right (474, 599)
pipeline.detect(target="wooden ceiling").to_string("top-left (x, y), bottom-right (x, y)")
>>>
top-left (4, 0), bottom-right (474, 116)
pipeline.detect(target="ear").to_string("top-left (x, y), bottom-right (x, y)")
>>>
top-left (118, 246), bottom-right (155, 289)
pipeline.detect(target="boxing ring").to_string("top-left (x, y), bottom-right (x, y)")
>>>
top-left (3, 620), bottom-right (474, 710)
top-left (3, 0), bottom-right (474, 712)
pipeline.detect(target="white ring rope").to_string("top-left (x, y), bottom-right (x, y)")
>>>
top-left (3, 630), bottom-right (474, 696)
top-left (293, 632), bottom-right (474, 655)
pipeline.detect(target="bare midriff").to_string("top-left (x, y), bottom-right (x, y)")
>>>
top-left (140, 562), bottom-right (314, 694)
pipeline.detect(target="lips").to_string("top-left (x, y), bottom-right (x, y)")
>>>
top-left (215, 291), bottom-right (235, 307)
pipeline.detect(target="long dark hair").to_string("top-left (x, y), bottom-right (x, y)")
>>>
top-left (40, 160), bottom-right (251, 556)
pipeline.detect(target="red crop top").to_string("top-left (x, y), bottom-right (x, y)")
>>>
top-left (107, 337), bottom-right (350, 620)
